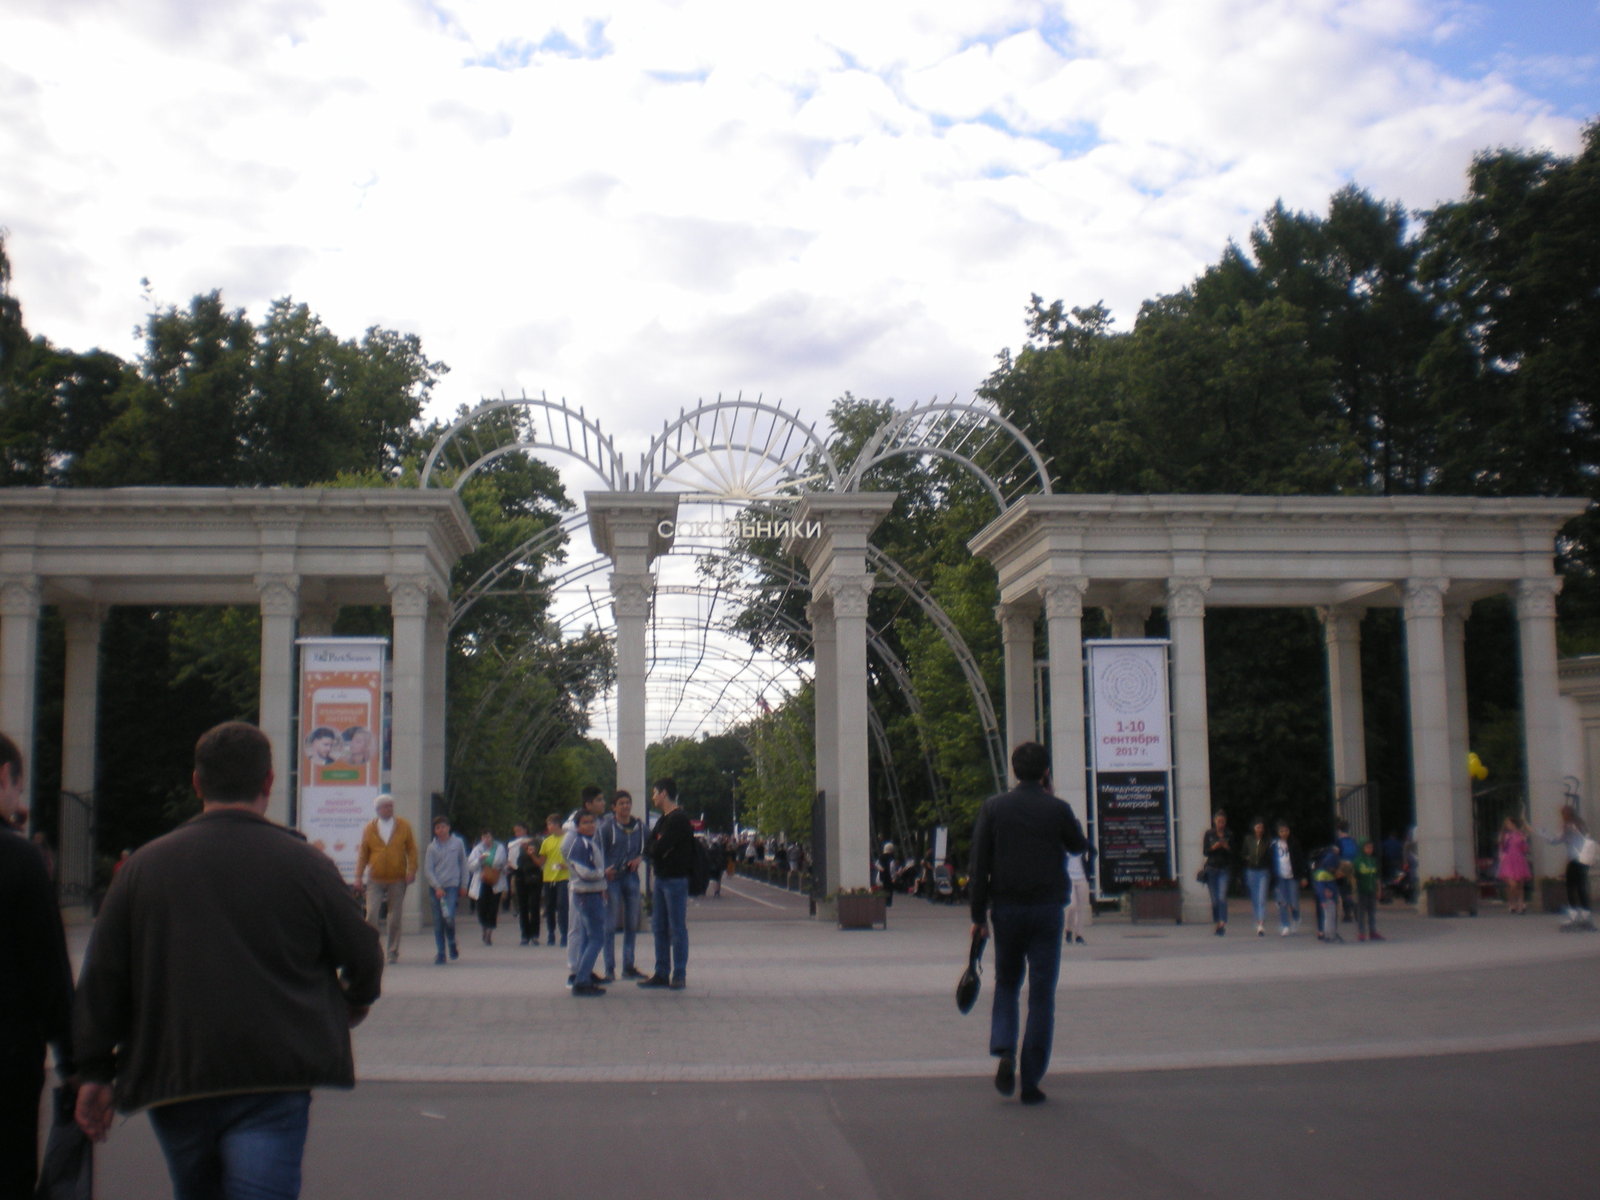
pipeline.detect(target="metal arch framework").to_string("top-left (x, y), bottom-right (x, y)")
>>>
top-left (842, 398), bottom-right (1054, 512)
top-left (420, 394), bottom-right (627, 492)
top-left (641, 397), bottom-right (841, 498)
top-left (483, 533), bottom-right (1004, 796)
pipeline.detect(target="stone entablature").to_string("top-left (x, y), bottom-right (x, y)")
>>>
top-left (0, 488), bottom-right (475, 609)
top-left (969, 494), bottom-right (1584, 611)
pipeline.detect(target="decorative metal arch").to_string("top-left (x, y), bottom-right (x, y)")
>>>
top-left (842, 398), bottom-right (1053, 512)
top-left (640, 396), bottom-right (840, 497)
top-left (420, 394), bottom-right (627, 492)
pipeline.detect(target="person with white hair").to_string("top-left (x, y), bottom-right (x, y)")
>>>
top-left (355, 793), bottom-right (418, 963)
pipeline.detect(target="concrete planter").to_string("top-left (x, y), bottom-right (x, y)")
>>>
top-left (1128, 890), bottom-right (1183, 924)
top-left (1425, 881), bottom-right (1479, 917)
top-left (837, 893), bottom-right (888, 929)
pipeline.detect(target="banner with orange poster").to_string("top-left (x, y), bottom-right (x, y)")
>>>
top-left (297, 638), bottom-right (388, 883)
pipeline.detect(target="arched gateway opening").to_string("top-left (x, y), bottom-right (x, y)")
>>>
top-left (0, 396), bottom-right (1580, 917)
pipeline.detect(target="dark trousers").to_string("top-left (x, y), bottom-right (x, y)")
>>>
top-left (0, 1046), bottom-right (44, 1198)
top-left (989, 902), bottom-right (1065, 1094)
top-left (516, 878), bottom-right (542, 942)
top-left (1566, 861), bottom-right (1591, 911)
top-left (543, 880), bottom-right (569, 944)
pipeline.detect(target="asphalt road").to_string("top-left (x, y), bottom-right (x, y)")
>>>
top-left (92, 1043), bottom-right (1598, 1199)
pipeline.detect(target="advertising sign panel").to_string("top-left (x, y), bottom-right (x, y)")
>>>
top-left (1087, 640), bottom-right (1175, 892)
top-left (297, 638), bottom-right (387, 883)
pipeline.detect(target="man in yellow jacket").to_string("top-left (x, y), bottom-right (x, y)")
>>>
top-left (356, 793), bottom-right (419, 963)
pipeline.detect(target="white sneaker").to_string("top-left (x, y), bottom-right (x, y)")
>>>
top-left (1280, 926), bottom-right (1290, 937)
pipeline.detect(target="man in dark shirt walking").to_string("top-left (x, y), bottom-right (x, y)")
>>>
top-left (969, 741), bottom-right (1086, 1105)
top-left (639, 776), bottom-right (692, 990)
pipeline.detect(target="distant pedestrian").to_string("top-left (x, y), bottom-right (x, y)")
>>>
top-left (424, 816), bottom-right (468, 964)
top-left (467, 829), bottom-right (507, 945)
top-left (567, 810), bottom-right (608, 995)
top-left (1540, 805), bottom-right (1594, 931)
top-left (1311, 843), bottom-right (1344, 943)
top-left (356, 792), bottom-right (419, 964)
top-left (601, 790), bottom-right (645, 979)
top-left (1353, 839), bottom-right (1383, 942)
top-left (638, 777), bottom-right (692, 990)
top-left (540, 814), bottom-right (569, 946)
top-left (1241, 816), bottom-right (1272, 937)
top-left (1201, 810), bottom-right (1234, 936)
top-left (1064, 850), bottom-right (1091, 946)
top-left (563, 787), bottom-right (608, 977)
top-left (1271, 822), bottom-right (1306, 936)
top-left (509, 823), bottom-right (544, 945)
top-left (1496, 816), bottom-right (1532, 915)
top-left (969, 741), bottom-right (1087, 1106)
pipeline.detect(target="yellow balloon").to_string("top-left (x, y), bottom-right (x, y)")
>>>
top-left (1467, 752), bottom-right (1488, 781)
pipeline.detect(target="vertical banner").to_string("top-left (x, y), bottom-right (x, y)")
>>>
top-left (1087, 640), bottom-right (1174, 893)
top-left (297, 638), bottom-right (388, 883)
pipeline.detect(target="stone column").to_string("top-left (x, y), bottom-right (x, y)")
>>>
top-left (1517, 578), bottom-right (1564, 879)
top-left (387, 574), bottom-right (432, 892)
top-left (0, 576), bottom-right (41, 770)
top-left (826, 572), bottom-right (875, 893)
top-left (611, 571), bottom-right (653, 807)
top-left (1443, 604), bottom-right (1473, 875)
top-left (997, 600), bottom-right (1039, 753)
top-left (60, 606), bottom-right (105, 806)
top-left (1042, 575), bottom-right (1088, 808)
top-left (1404, 578), bottom-right (1456, 884)
top-left (1167, 577), bottom-right (1212, 920)
top-left (1319, 607), bottom-right (1368, 828)
top-left (807, 597), bottom-right (840, 885)
top-left (256, 574), bottom-right (300, 825)
top-left (424, 601), bottom-right (449, 811)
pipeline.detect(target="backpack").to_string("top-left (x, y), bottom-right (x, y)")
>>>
top-left (688, 837), bottom-right (713, 897)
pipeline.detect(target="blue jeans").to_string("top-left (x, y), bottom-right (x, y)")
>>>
top-left (572, 890), bottom-right (606, 982)
top-left (148, 1091), bottom-right (311, 1200)
top-left (606, 870), bottom-right (642, 973)
top-left (651, 875), bottom-right (689, 982)
top-left (1274, 876), bottom-right (1299, 928)
top-left (989, 901), bottom-right (1065, 1094)
top-left (430, 888), bottom-right (459, 959)
top-left (1245, 868), bottom-right (1269, 925)
top-left (1207, 867), bottom-right (1231, 925)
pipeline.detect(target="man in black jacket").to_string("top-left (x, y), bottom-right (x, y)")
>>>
top-left (74, 721), bottom-right (383, 1198)
top-left (969, 741), bottom-right (1086, 1106)
top-left (639, 776), bottom-right (693, 990)
top-left (0, 730), bottom-right (74, 1197)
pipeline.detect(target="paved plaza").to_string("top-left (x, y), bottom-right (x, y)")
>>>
top-left (70, 876), bottom-right (1600, 1197)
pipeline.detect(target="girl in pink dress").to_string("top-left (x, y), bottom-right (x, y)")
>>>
top-left (1497, 816), bottom-right (1532, 913)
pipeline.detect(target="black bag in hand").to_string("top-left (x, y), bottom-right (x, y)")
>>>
top-left (955, 927), bottom-right (988, 1014)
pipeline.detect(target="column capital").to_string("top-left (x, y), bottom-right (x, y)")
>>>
top-left (823, 573), bottom-right (873, 619)
top-left (255, 573), bottom-right (300, 617)
top-left (1041, 575), bottom-right (1088, 621)
top-left (806, 597), bottom-right (835, 631)
top-left (1403, 577), bottom-right (1451, 619)
top-left (1166, 576), bottom-right (1211, 618)
top-left (1317, 605), bottom-right (1365, 643)
top-left (610, 571), bottom-right (653, 619)
top-left (995, 598), bottom-right (1039, 631)
top-left (0, 574), bottom-right (42, 618)
top-left (1515, 577), bottom-right (1562, 619)
top-left (386, 574), bottom-right (436, 618)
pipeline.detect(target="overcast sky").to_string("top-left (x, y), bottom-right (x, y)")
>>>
top-left (4, 0), bottom-right (1594, 460)
top-left (5, 1), bottom-right (1596, 747)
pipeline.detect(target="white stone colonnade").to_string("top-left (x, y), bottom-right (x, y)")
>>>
top-left (0, 489), bottom-right (476, 908)
top-left (969, 495), bottom-right (1583, 918)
